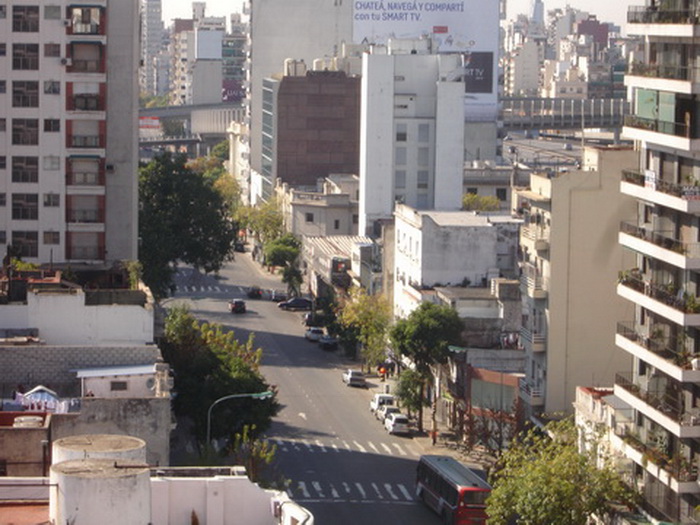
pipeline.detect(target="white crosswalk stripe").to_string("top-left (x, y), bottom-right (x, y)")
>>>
top-left (355, 482), bottom-right (366, 499)
top-left (381, 443), bottom-right (393, 454)
top-left (342, 440), bottom-right (351, 451)
top-left (353, 440), bottom-right (366, 453)
top-left (384, 483), bottom-right (399, 500)
top-left (331, 443), bottom-right (339, 453)
top-left (329, 484), bottom-right (340, 498)
top-left (302, 439), bottom-right (314, 452)
top-left (392, 443), bottom-right (407, 456)
top-left (371, 483), bottom-right (383, 499)
top-left (398, 484), bottom-right (414, 501)
top-left (298, 482), bottom-right (310, 498)
top-left (342, 482), bottom-right (352, 495)
top-left (311, 482), bottom-right (325, 498)
top-left (367, 441), bottom-right (379, 454)
top-left (314, 439), bottom-right (327, 452)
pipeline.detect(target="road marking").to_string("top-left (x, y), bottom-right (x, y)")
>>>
top-left (315, 440), bottom-right (327, 452)
top-left (329, 484), bottom-right (340, 498)
top-left (275, 439), bottom-right (288, 452)
top-left (381, 443), bottom-right (392, 454)
top-left (302, 439), bottom-right (314, 452)
top-left (368, 441), bottom-right (379, 454)
top-left (398, 484), bottom-right (413, 501)
top-left (405, 445), bottom-right (420, 456)
top-left (343, 482), bottom-right (351, 495)
top-left (384, 483), bottom-right (399, 500)
top-left (297, 481), bottom-right (310, 498)
top-left (392, 443), bottom-right (407, 456)
top-left (353, 441), bottom-right (366, 453)
top-left (292, 442), bottom-right (301, 452)
top-left (331, 443), bottom-right (339, 453)
top-left (371, 483), bottom-right (383, 499)
top-left (214, 286), bottom-right (221, 292)
top-left (342, 440), bottom-right (351, 451)
top-left (355, 482), bottom-right (366, 499)
top-left (312, 481), bottom-right (325, 498)
top-left (298, 412), bottom-right (307, 420)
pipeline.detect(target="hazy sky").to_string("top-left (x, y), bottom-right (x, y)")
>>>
top-left (162, 0), bottom-right (634, 27)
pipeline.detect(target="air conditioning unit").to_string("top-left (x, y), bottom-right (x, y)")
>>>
top-left (61, 57), bottom-right (72, 66)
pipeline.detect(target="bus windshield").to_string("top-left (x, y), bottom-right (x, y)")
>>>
top-left (461, 488), bottom-right (489, 506)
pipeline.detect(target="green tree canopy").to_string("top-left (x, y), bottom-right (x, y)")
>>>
top-left (263, 233), bottom-right (300, 268)
top-left (338, 287), bottom-right (392, 368)
top-left (462, 193), bottom-right (501, 212)
top-left (210, 140), bottom-right (230, 163)
top-left (139, 153), bottom-right (236, 297)
top-left (487, 419), bottom-right (637, 525)
top-left (244, 198), bottom-right (284, 245)
top-left (394, 368), bottom-right (428, 418)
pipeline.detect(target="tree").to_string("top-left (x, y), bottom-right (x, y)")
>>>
top-left (139, 153), bottom-right (237, 298)
top-left (389, 302), bottom-right (463, 432)
top-left (263, 234), bottom-right (300, 268)
top-left (245, 198), bottom-right (284, 245)
top-left (487, 419), bottom-right (637, 525)
top-left (394, 368), bottom-right (428, 419)
top-left (210, 140), bottom-right (230, 163)
top-left (227, 424), bottom-right (288, 490)
top-left (462, 193), bottom-right (501, 212)
top-left (338, 287), bottom-right (392, 369)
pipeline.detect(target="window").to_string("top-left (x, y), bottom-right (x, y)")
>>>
top-left (12, 231), bottom-right (38, 257)
top-left (352, 214), bottom-right (358, 225)
top-left (44, 81), bottom-right (60, 94)
top-left (417, 147), bottom-right (429, 167)
top-left (43, 156), bottom-right (60, 170)
top-left (110, 381), bottom-right (128, 391)
top-left (44, 43), bottom-right (60, 57)
top-left (43, 193), bottom-right (59, 207)
top-left (395, 170), bottom-right (406, 189)
top-left (44, 119), bottom-right (60, 132)
top-left (305, 212), bottom-right (314, 223)
top-left (418, 123), bottom-right (430, 142)
top-left (12, 193), bottom-right (39, 220)
top-left (0, 44), bottom-right (5, 57)
top-left (0, 6), bottom-right (6, 19)
top-left (0, 232), bottom-right (5, 244)
top-left (417, 170), bottom-right (429, 189)
top-left (466, 187), bottom-right (477, 195)
top-left (395, 147), bottom-right (407, 165)
top-left (43, 231), bottom-right (59, 244)
top-left (396, 123), bottom-right (407, 142)
top-left (0, 193), bottom-right (5, 206)
top-left (0, 81), bottom-right (5, 94)
top-left (0, 459), bottom-right (7, 476)
top-left (12, 156), bottom-right (39, 183)
top-left (12, 119), bottom-right (39, 145)
top-left (12, 81), bottom-right (39, 107)
top-left (44, 6), bottom-right (61, 19)
top-left (334, 219), bottom-right (340, 230)
top-left (13, 43), bottom-right (39, 70)
top-left (0, 157), bottom-right (5, 169)
top-left (13, 6), bottom-right (39, 32)
top-left (496, 188), bottom-right (507, 201)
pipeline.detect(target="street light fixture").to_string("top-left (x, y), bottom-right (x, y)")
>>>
top-left (206, 391), bottom-right (274, 445)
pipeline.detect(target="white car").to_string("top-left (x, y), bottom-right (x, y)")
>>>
top-left (342, 369), bottom-right (367, 388)
top-left (384, 413), bottom-right (410, 435)
top-left (376, 405), bottom-right (400, 422)
top-left (369, 393), bottom-right (395, 414)
top-left (304, 327), bottom-right (324, 341)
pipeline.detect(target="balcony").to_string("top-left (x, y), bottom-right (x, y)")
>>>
top-left (69, 135), bottom-right (104, 149)
top-left (620, 168), bottom-right (700, 214)
top-left (521, 226), bottom-right (549, 252)
top-left (520, 328), bottom-right (546, 353)
top-left (67, 209), bottom-right (103, 223)
top-left (67, 245), bottom-right (102, 260)
top-left (619, 221), bottom-right (700, 270)
top-left (628, 62), bottom-right (699, 83)
top-left (520, 262), bottom-right (548, 299)
top-left (624, 114), bottom-right (700, 151)
top-left (617, 271), bottom-right (700, 326)
top-left (628, 6), bottom-right (698, 25)
top-left (519, 378), bottom-right (544, 407)
top-left (69, 59), bottom-right (102, 73)
top-left (66, 172), bottom-right (104, 186)
top-left (615, 371), bottom-right (700, 439)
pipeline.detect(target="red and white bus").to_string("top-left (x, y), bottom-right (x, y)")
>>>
top-left (416, 455), bottom-right (491, 525)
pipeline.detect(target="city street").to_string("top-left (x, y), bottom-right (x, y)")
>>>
top-left (163, 253), bottom-right (440, 524)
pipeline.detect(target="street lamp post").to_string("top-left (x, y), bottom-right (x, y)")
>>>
top-left (206, 391), bottom-right (273, 445)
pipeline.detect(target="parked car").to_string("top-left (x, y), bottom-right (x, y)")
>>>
top-left (376, 405), bottom-right (400, 422)
top-left (370, 394), bottom-right (395, 414)
top-left (270, 289), bottom-right (287, 302)
top-left (384, 413), bottom-right (410, 435)
top-left (247, 285), bottom-right (263, 299)
top-left (305, 327), bottom-right (324, 342)
top-left (319, 335), bottom-right (338, 351)
top-left (342, 369), bottom-right (367, 388)
top-left (228, 299), bottom-right (246, 314)
top-left (278, 297), bottom-right (313, 311)
top-left (562, 142), bottom-right (573, 151)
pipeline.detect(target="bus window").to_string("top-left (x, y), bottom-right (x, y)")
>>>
top-left (462, 489), bottom-right (489, 506)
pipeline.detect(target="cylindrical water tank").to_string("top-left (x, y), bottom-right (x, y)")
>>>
top-left (52, 434), bottom-right (146, 464)
top-left (50, 459), bottom-right (151, 525)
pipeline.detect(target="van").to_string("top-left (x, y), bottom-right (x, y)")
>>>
top-left (370, 394), bottom-right (395, 414)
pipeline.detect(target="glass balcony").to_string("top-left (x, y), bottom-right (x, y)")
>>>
top-left (628, 61), bottom-right (700, 82)
top-left (68, 209), bottom-right (102, 223)
top-left (624, 114), bottom-right (695, 139)
top-left (628, 6), bottom-right (698, 24)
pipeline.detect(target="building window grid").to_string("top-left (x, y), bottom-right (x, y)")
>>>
top-left (44, 81), bottom-right (60, 95)
top-left (12, 81), bottom-right (39, 108)
top-left (12, 231), bottom-right (38, 258)
top-left (12, 156), bottom-right (39, 183)
top-left (43, 231), bottom-right (59, 244)
top-left (12, 119), bottom-right (39, 145)
top-left (12, 193), bottom-right (39, 220)
top-left (12, 44), bottom-right (40, 70)
top-left (0, 44), bottom-right (5, 57)
top-left (44, 119), bottom-right (60, 132)
top-left (12, 6), bottom-right (40, 32)
top-left (43, 193), bottom-right (59, 207)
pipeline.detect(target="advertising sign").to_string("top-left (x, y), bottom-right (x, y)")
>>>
top-left (352, 0), bottom-right (499, 54)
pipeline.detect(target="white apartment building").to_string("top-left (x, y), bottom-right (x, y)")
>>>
top-left (0, 0), bottom-right (139, 264)
top-left (360, 43), bottom-right (466, 237)
top-left (392, 203), bottom-right (521, 319)
top-left (606, 2), bottom-right (700, 521)
top-left (514, 146), bottom-right (636, 421)
top-left (139, 0), bottom-right (163, 96)
top-left (504, 38), bottom-right (542, 97)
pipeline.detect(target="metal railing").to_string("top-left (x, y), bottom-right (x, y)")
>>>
top-left (628, 5), bottom-right (698, 24)
top-left (68, 209), bottom-right (101, 223)
top-left (622, 168), bottom-right (700, 201)
top-left (628, 61), bottom-right (700, 82)
top-left (617, 272), bottom-right (698, 313)
top-left (616, 321), bottom-right (689, 365)
top-left (620, 221), bottom-right (700, 258)
top-left (70, 135), bottom-right (102, 148)
top-left (616, 371), bottom-right (684, 422)
top-left (624, 114), bottom-right (695, 139)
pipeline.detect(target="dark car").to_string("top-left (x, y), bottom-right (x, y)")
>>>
top-left (228, 299), bottom-right (246, 314)
top-left (270, 289), bottom-right (287, 302)
top-left (247, 285), bottom-right (263, 299)
top-left (319, 335), bottom-right (338, 351)
top-left (277, 297), bottom-right (313, 311)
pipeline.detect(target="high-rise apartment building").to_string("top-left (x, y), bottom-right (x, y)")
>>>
top-left (0, 1), bottom-right (139, 264)
top-left (139, 0), bottom-right (163, 96)
top-left (608, 2), bottom-right (700, 522)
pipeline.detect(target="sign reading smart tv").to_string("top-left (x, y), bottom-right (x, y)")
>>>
top-left (353, 0), bottom-right (499, 120)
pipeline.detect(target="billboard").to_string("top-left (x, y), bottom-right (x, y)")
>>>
top-left (352, 0), bottom-right (499, 54)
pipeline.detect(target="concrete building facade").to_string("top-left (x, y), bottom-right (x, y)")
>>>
top-left (0, 0), bottom-right (140, 264)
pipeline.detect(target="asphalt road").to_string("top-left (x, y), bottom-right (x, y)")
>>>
top-left (163, 254), bottom-right (440, 525)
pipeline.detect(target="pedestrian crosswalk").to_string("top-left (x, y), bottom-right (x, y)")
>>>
top-left (290, 479), bottom-right (417, 504)
top-left (172, 284), bottom-right (247, 294)
top-left (268, 438), bottom-right (421, 458)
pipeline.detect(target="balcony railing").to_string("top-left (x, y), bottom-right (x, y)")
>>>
top-left (620, 221), bottom-right (700, 258)
top-left (628, 61), bottom-right (700, 82)
top-left (624, 114), bottom-right (696, 139)
top-left (68, 209), bottom-right (102, 223)
top-left (616, 371), bottom-right (684, 422)
top-left (616, 321), bottom-right (691, 367)
top-left (69, 246), bottom-right (101, 259)
top-left (627, 6), bottom-right (698, 24)
top-left (70, 135), bottom-right (102, 148)
top-left (72, 23), bottom-right (101, 35)
top-left (71, 59), bottom-right (101, 73)
top-left (618, 271), bottom-right (700, 314)
top-left (622, 168), bottom-right (700, 202)
top-left (519, 378), bottom-right (543, 399)
top-left (67, 172), bottom-right (102, 186)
